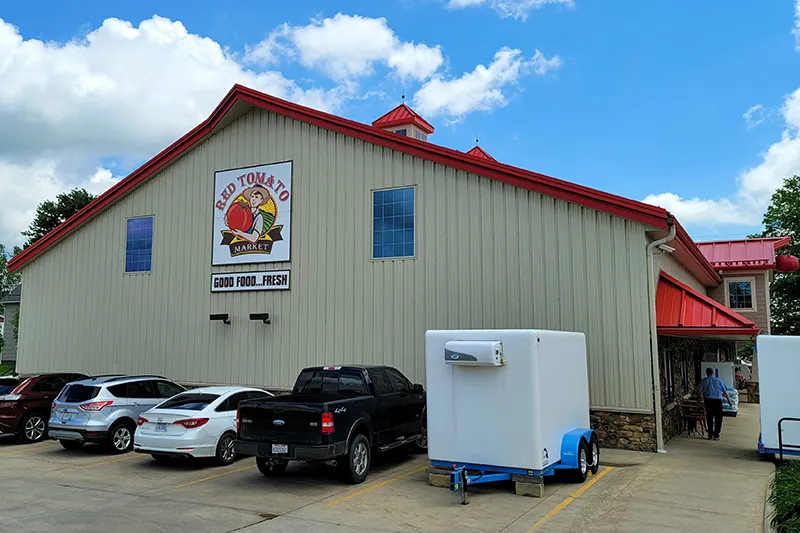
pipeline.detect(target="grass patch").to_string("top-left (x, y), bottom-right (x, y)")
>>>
top-left (0, 362), bottom-right (14, 375)
top-left (769, 461), bottom-right (800, 532)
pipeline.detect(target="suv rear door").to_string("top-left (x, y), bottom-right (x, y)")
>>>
top-left (126, 380), bottom-right (160, 416)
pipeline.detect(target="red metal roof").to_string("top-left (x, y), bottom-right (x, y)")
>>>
top-left (656, 271), bottom-right (758, 337)
top-left (695, 237), bottom-right (791, 271)
top-left (10, 85), bottom-right (695, 273)
top-left (465, 146), bottom-right (495, 161)
top-left (371, 103), bottom-right (435, 134)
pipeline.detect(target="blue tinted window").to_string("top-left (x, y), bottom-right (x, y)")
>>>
top-left (395, 129), bottom-right (407, 136)
top-left (125, 217), bottom-right (153, 273)
top-left (373, 188), bottom-right (414, 259)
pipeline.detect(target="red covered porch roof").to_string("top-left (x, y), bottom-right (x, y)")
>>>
top-left (656, 271), bottom-right (759, 337)
top-left (695, 236), bottom-right (791, 271)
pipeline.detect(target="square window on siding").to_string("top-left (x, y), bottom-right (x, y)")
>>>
top-left (372, 187), bottom-right (414, 259)
top-left (395, 129), bottom-right (407, 136)
top-left (125, 216), bottom-right (153, 273)
top-left (728, 281), bottom-right (753, 309)
top-left (415, 131), bottom-right (427, 141)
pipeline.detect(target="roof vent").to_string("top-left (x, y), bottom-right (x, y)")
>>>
top-left (465, 145), bottom-right (496, 162)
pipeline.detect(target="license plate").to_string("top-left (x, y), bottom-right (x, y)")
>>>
top-left (271, 444), bottom-right (288, 454)
top-left (59, 412), bottom-right (74, 421)
top-left (155, 423), bottom-right (168, 433)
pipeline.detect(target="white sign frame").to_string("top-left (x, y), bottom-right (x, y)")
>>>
top-left (211, 270), bottom-right (290, 292)
top-left (212, 161), bottom-right (293, 266)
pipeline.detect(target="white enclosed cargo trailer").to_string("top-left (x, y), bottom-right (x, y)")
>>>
top-left (425, 329), bottom-right (597, 500)
top-left (757, 335), bottom-right (800, 460)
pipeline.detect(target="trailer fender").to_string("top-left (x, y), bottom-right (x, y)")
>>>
top-left (559, 428), bottom-right (595, 469)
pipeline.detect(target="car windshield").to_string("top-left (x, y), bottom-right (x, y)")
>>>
top-left (0, 378), bottom-right (21, 395)
top-left (59, 384), bottom-right (100, 403)
top-left (156, 393), bottom-right (220, 411)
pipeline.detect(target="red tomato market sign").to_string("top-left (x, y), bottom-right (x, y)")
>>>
top-left (211, 162), bottom-right (293, 265)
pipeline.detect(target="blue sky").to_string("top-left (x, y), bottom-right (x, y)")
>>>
top-left (1, 0), bottom-right (800, 247)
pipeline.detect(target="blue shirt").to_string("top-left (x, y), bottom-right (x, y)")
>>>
top-left (699, 376), bottom-right (727, 400)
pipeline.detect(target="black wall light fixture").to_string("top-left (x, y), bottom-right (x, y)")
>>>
top-left (250, 313), bottom-right (271, 325)
top-left (210, 313), bottom-right (230, 325)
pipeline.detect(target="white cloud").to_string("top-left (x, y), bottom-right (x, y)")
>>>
top-left (0, 15), bottom-right (352, 245)
top-left (0, 160), bottom-right (121, 247)
top-left (247, 13), bottom-right (444, 82)
top-left (413, 47), bottom-right (560, 119)
top-left (743, 104), bottom-right (766, 129)
top-left (793, 0), bottom-right (800, 50)
top-left (644, 90), bottom-right (800, 227)
top-left (447, 0), bottom-right (574, 20)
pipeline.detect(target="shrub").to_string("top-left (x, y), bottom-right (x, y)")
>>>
top-left (770, 462), bottom-right (800, 532)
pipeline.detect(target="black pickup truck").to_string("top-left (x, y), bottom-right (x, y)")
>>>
top-left (235, 365), bottom-right (426, 483)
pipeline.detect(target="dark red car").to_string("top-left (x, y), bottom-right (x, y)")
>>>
top-left (0, 373), bottom-right (87, 443)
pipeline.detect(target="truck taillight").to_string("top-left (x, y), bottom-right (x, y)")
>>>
top-left (321, 412), bottom-right (334, 434)
top-left (236, 409), bottom-right (240, 431)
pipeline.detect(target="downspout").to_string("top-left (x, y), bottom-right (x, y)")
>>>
top-left (646, 221), bottom-right (676, 453)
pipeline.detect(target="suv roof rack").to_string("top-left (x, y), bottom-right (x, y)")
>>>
top-left (102, 374), bottom-right (167, 383)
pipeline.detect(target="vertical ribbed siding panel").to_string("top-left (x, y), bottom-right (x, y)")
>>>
top-left (15, 108), bottom-right (655, 411)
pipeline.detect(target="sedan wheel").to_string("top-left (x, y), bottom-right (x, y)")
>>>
top-left (216, 433), bottom-right (236, 466)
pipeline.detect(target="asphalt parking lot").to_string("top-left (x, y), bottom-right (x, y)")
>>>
top-left (0, 436), bottom-right (623, 533)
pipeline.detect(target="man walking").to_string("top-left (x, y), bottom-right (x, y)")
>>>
top-left (698, 367), bottom-right (731, 440)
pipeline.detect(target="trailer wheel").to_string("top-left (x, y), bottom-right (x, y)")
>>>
top-left (589, 434), bottom-right (600, 475)
top-left (569, 439), bottom-right (589, 483)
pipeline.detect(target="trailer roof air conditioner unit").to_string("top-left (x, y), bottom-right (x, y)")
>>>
top-left (444, 340), bottom-right (504, 366)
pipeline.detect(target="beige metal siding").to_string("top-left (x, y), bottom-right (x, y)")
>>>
top-left (653, 248), bottom-right (707, 294)
top-left (17, 108), bottom-right (654, 411)
top-left (1, 303), bottom-right (18, 363)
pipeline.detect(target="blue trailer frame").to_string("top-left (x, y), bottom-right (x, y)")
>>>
top-left (759, 417), bottom-right (800, 461)
top-left (431, 428), bottom-right (597, 504)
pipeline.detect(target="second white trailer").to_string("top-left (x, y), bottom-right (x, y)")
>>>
top-left (757, 335), bottom-right (800, 460)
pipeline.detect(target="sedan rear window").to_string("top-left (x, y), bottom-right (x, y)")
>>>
top-left (59, 384), bottom-right (100, 402)
top-left (157, 393), bottom-right (219, 411)
top-left (0, 378), bottom-right (21, 395)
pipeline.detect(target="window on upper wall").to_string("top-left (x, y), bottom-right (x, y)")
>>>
top-left (125, 216), bottom-right (153, 273)
top-left (395, 129), bottom-right (407, 136)
top-left (727, 278), bottom-right (755, 310)
top-left (415, 131), bottom-right (427, 141)
top-left (372, 187), bottom-right (415, 259)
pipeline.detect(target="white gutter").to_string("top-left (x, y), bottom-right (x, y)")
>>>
top-left (646, 221), bottom-right (676, 453)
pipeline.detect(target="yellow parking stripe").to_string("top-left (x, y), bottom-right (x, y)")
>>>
top-left (71, 454), bottom-right (144, 470)
top-left (175, 464), bottom-right (255, 488)
top-left (527, 467), bottom-right (613, 532)
top-left (325, 465), bottom-right (427, 507)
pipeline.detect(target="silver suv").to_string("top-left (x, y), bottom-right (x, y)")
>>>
top-left (49, 375), bottom-right (186, 453)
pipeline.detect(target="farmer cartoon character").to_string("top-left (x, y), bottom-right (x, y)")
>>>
top-left (224, 185), bottom-right (271, 243)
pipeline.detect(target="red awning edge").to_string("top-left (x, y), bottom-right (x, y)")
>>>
top-left (656, 271), bottom-right (759, 337)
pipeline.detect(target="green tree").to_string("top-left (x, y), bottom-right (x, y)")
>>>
top-left (21, 188), bottom-right (96, 248)
top-left (757, 175), bottom-right (800, 334)
top-left (0, 243), bottom-right (21, 303)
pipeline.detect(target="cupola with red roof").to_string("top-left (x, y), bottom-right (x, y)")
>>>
top-left (465, 145), bottom-right (495, 162)
top-left (372, 101), bottom-right (434, 142)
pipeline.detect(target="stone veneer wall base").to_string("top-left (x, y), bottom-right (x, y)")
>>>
top-left (591, 410), bottom-right (657, 452)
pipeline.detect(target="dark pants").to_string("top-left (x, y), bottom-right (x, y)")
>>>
top-left (704, 398), bottom-right (724, 438)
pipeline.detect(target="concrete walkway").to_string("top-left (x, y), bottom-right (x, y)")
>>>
top-left (537, 403), bottom-right (774, 532)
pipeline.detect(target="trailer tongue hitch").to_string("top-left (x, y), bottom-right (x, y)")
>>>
top-left (449, 465), bottom-right (513, 505)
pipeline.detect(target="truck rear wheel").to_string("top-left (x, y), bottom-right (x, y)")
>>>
top-left (341, 434), bottom-right (371, 484)
top-left (256, 457), bottom-right (288, 476)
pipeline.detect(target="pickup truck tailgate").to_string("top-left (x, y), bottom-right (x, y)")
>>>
top-left (238, 400), bottom-right (323, 445)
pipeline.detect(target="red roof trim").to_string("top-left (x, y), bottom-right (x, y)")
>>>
top-left (655, 271), bottom-right (759, 337)
top-left (695, 236), bottom-right (793, 271)
top-left (371, 103), bottom-right (435, 134)
top-left (10, 84), bottom-right (673, 273)
top-left (673, 221), bottom-right (723, 286)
